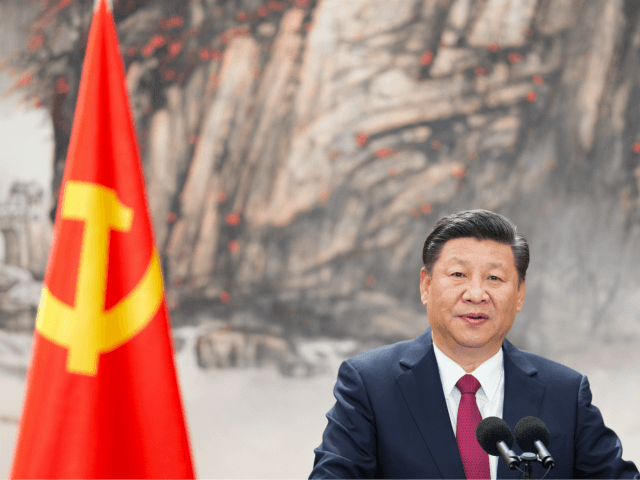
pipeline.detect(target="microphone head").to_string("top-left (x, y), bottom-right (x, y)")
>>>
top-left (476, 416), bottom-right (514, 456)
top-left (515, 416), bottom-right (551, 452)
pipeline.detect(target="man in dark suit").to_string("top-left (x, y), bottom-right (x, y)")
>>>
top-left (310, 210), bottom-right (639, 479)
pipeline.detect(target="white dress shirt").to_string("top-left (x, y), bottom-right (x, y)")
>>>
top-left (432, 340), bottom-right (505, 480)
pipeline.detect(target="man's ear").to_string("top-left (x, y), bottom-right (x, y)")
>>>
top-left (420, 267), bottom-right (430, 306)
top-left (516, 280), bottom-right (526, 312)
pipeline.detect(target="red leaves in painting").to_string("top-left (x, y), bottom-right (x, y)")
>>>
top-left (232, 27), bottom-right (251, 37)
top-left (421, 51), bottom-right (434, 66)
top-left (267, 1), bottom-right (286, 11)
top-left (199, 48), bottom-right (222, 61)
top-left (57, 0), bottom-right (73, 10)
top-left (27, 35), bottom-right (44, 52)
top-left (149, 35), bottom-right (165, 49)
top-left (376, 147), bottom-right (393, 158)
top-left (163, 69), bottom-right (175, 81)
top-left (452, 166), bottom-right (466, 178)
top-left (169, 41), bottom-right (183, 58)
top-left (160, 16), bottom-right (183, 30)
top-left (142, 34), bottom-right (165, 57)
top-left (411, 203), bottom-right (434, 218)
top-left (508, 53), bottom-right (522, 63)
top-left (225, 213), bottom-right (241, 226)
top-left (55, 76), bottom-right (69, 93)
top-left (17, 74), bottom-right (32, 87)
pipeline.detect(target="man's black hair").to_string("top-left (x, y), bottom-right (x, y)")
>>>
top-left (422, 209), bottom-right (529, 285)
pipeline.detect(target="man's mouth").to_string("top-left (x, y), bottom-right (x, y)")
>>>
top-left (460, 313), bottom-right (489, 322)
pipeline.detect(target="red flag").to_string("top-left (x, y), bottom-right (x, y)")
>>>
top-left (10, 0), bottom-right (195, 477)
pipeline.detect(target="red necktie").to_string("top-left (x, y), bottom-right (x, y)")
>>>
top-left (456, 374), bottom-right (491, 479)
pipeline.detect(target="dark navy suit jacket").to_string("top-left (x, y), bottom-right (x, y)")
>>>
top-left (311, 328), bottom-right (639, 479)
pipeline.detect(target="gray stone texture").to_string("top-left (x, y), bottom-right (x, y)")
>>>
top-left (4, 0), bottom-right (640, 359)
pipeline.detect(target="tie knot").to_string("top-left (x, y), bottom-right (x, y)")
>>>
top-left (456, 374), bottom-right (481, 395)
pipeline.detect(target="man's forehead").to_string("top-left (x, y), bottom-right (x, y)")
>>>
top-left (447, 256), bottom-right (506, 269)
top-left (437, 238), bottom-right (516, 268)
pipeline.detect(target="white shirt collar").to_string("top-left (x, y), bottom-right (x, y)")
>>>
top-left (432, 336), bottom-right (504, 402)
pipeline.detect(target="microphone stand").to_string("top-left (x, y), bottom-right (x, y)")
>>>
top-left (518, 452), bottom-right (537, 479)
top-left (502, 452), bottom-right (552, 479)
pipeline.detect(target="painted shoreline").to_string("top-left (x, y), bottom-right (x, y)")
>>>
top-left (1, 327), bottom-right (639, 477)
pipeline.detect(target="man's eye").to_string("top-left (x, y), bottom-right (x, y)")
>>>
top-left (489, 275), bottom-right (502, 281)
top-left (452, 272), bottom-right (464, 277)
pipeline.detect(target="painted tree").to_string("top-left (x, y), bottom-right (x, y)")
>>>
top-left (7, 0), bottom-right (640, 354)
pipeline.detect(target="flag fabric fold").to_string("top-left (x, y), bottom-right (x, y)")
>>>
top-left (10, 0), bottom-right (195, 477)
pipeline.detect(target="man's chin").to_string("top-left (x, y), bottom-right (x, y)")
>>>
top-left (454, 331), bottom-right (496, 349)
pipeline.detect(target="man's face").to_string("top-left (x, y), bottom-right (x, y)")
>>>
top-left (420, 237), bottom-right (526, 360)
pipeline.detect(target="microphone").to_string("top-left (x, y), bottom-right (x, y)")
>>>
top-left (476, 416), bottom-right (520, 470)
top-left (515, 416), bottom-right (556, 469)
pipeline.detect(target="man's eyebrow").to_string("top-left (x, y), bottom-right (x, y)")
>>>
top-left (449, 257), bottom-right (470, 265)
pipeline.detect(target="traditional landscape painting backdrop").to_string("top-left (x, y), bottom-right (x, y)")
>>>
top-left (1, 0), bottom-right (639, 477)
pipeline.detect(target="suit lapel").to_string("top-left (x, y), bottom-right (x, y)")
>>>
top-left (396, 330), bottom-right (466, 479)
top-left (497, 339), bottom-right (545, 479)
top-left (394, 332), bottom-right (547, 479)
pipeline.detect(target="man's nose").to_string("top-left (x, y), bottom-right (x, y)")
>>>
top-left (463, 279), bottom-right (487, 303)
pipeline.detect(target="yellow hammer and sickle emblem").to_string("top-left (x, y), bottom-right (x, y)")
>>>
top-left (36, 181), bottom-right (163, 376)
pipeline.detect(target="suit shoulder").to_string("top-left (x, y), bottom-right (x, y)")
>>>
top-left (346, 337), bottom-right (417, 374)
top-left (514, 347), bottom-right (584, 381)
